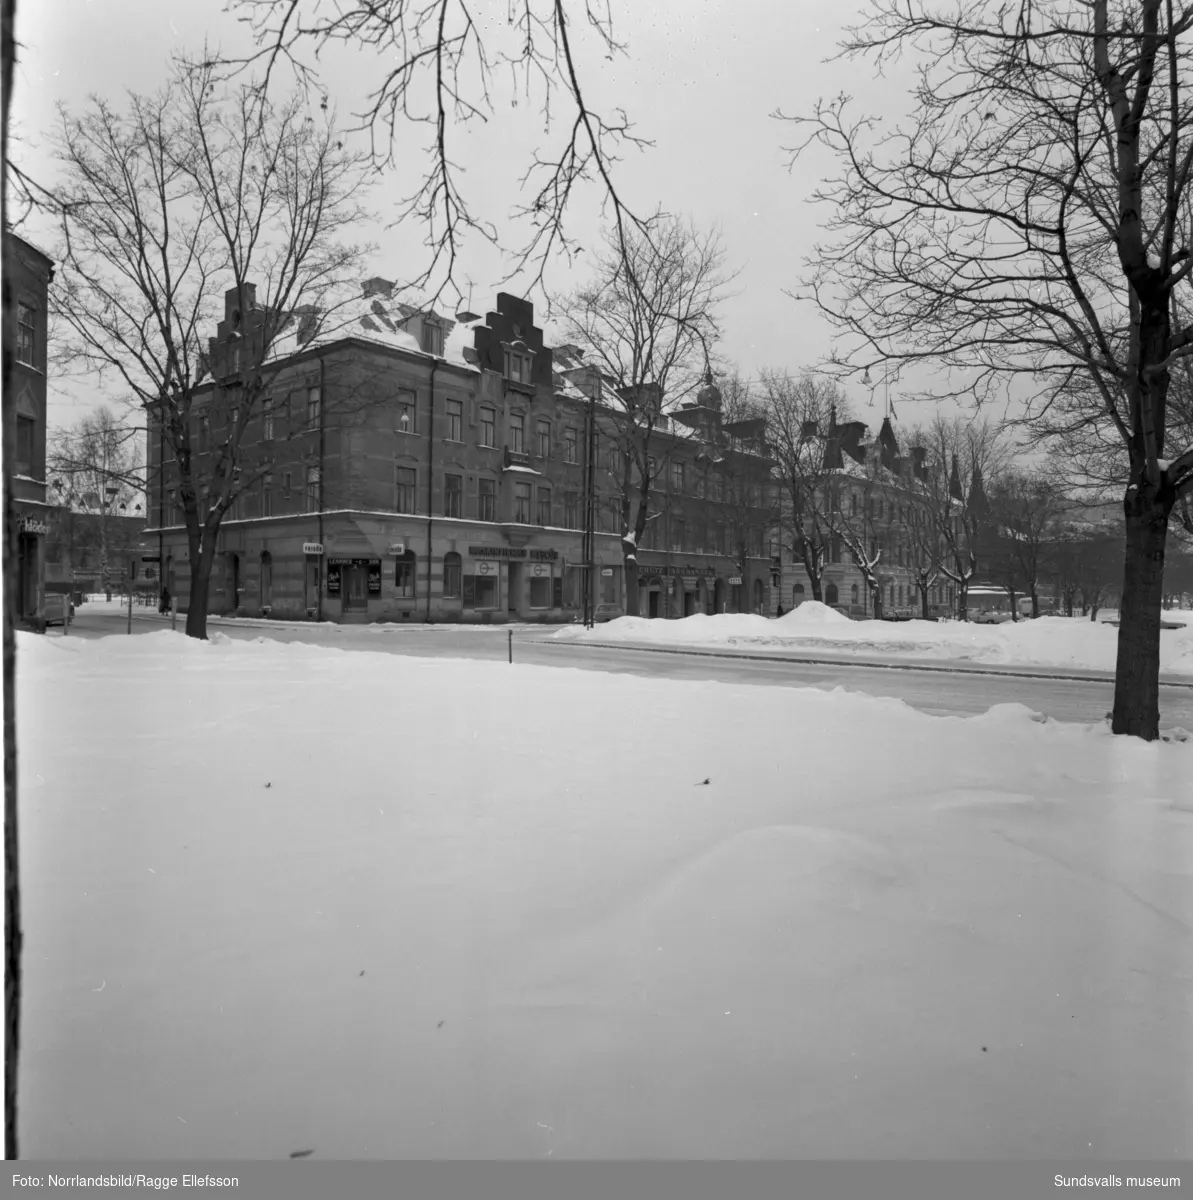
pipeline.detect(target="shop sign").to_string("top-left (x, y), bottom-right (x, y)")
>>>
top-left (19, 518), bottom-right (48, 536)
top-left (728, 576), bottom-right (743, 586)
top-left (529, 562), bottom-right (552, 578)
top-left (326, 561), bottom-right (341, 596)
top-left (302, 543), bottom-right (324, 555)
top-left (468, 545), bottom-right (559, 560)
top-left (601, 568), bottom-right (613, 577)
top-left (367, 563), bottom-right (382, 595)
top-left (388, 542), bottom-right (406, 556)
top-left (474, 560), bottom-right (501, 577)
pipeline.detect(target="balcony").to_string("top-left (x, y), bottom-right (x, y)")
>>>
top-left (503, 447), bottom-right (531, 469)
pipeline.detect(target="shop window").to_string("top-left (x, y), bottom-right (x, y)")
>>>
top-left (444, 473), bottom-right (462, 518)
top-left (394, 550), bottom-right (416, 598)
top-left (478, 477), bottom-right (496, 522)
top-left (514, 481), bottom-right (532, 523)
top-left (529, 576), bottom-right (551, 608)
top-left (464, 570), bottom-right (498, 609)
top-left (443, 552), bottom-right (462, 599)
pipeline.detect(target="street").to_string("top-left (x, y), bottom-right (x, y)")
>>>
top-left (52, 605), bottom-right (1193, 728)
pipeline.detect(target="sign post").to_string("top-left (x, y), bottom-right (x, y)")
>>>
top-left (127, 558), bottom-right (134, 635)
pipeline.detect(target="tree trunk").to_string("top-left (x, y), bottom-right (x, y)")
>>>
top-left (1030, 584), bottom-right (1039, 618)
top-left (957, 581), bottom-right (969, 621)
top-left (184, 540), bottom-right (217, 640)
top-left (1111, 487), bottom-right (1170, 739)
top-left (919, 582), bottom-right (930, 619)
top-left (623, 545), bottom-right (640, 616)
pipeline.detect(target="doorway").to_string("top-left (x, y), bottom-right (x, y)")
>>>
top-left (16, 533), bottom-right (37, 620)
top-left (343, 564), bottom-right (369, 612)
top-left (507, 561), bottom-right (522, 616)
top-left (683, 589), bottom-right (696, 617)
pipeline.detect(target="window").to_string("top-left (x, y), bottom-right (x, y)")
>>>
top-left (396, 389), bottom-right (417, 434)
top-left (607, 443), bottom-right (621, 475)
top-left (262, 474), bottom-right (273, 517)
top-left (514, 481), bottom-right (532, 523)
top-left (444, 473), bottom-right (462, 518)
top-left (537, 420), bottom-right (551, 458)
top-left (504, 346), bottom-right (532, 383)
top-left (395, 466), bottom-right (417, 513)
top-left (831, 536), bottom-right (842, 565)
top-left (529, 575), bottom-right (551, 609)
top-left (283, 471), bottom-right (292, 500)
top-left (446, 399), bottom-right (463, 441)
top-left (671, 519), bottom-right (685, 552)
top-left (671, 462), bottom-right (685, 493)
top-left (305, 466), bottom-right (320, 512)
top-left (564, 492), bottom-right (580, 529)
top-left (565, 428), bottom-right (578, 464)
top-left (260, 552), bottom-right (273, 608)
top-left (16, 303), bottom-right (35, 365)
top-left (536, 487), bottom-right (552, 526)
top-left (167, 489), bottom-right (178, 525)
top-left (263, 401), bottom-right (275, 441)
top-left (467, 569), bottom-right (498, 609)
top-left (601, 568), bottom-right (620, 607)
top-left (851, 584), bottom-right (859, 605)
top-left (850, 492), bottom-right (858, 516)
top-left (15, 416), bottom-right (34, 468)
top-left (422, 320), bottom-right (444, 356)
top-left (478, 477), bottom-right (496, 521)
top-left (509, 413), bottom-right (525, 453)
top-left (307, 386), bottom-right (321, 425)
top-left (443, 552), bottom-right (462, 600)
top-left (199, 415), bottom-right (211, 453)
top-left (394, 550), bottom-right (416, 598)
top-left (479, 407), bottom-right (496, 447)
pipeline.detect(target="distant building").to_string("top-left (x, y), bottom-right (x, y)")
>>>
top-left (4, 232), bottom-right (55, 626)
top-left (146, 284), bottom-right (776, 623)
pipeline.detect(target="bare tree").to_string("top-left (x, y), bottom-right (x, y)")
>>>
top-left (47, 408), bottom-right (144, 596)
top-left (711, 372), bottom-right (780, 608)
top-left (50, 63), bottom-right (372, 639)
top-left (758, 371), bottom-right (847, 603)
top-left (788, 0), bottom-right (1193, 739)
top-left (225, 0), bottom-right (650, 300)
top-left (553, 215), bottom-right (729, 615)
top-left (989, 469), bottom-right (1066, 618)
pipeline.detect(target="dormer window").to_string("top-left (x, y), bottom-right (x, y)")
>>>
top-left (421, 319), bottom-right (444, 356)
top-left (504, 343), bottom-right (533, 384)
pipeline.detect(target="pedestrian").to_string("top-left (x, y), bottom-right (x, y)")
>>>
top-left (159, 585), bottom-right (171, 615)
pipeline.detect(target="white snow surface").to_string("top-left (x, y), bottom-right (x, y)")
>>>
top-left (553, 606), bottom-right (1193, 675)
top-left (17, 630), bottom-right (1193, 1159)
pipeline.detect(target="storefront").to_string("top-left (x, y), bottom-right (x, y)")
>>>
top-left (13, 510), bottom-right (49, 625)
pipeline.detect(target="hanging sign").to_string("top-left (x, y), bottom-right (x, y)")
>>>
top-left (302, 543), bottom-right (324, 555)
top-left (601, 568), bottom-right (613, 577)
top-left (388, 542), bottom-right (406, 556)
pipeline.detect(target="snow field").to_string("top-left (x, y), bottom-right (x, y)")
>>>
top-left (15, 631), bottom-right (1193, 1159)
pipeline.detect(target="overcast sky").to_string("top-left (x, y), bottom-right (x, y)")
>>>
top-left (12, 0), bottom-right (935, 432)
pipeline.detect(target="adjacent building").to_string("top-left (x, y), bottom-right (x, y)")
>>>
top-left (146, 285), bottom-right (776, 624)
top-left (4, 232), bottom-right (56, 626)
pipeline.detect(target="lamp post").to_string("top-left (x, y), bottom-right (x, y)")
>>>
top-left (581, 375), bottom-right (598, 629)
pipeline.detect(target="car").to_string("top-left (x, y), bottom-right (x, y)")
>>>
top-left (971, 609), bottom-right (1014, 624)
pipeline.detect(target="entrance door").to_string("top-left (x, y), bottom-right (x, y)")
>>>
top-left (683, 590), bottom-right (695, 617)
top-left (17, 533), bottom-right (37, 620)
top-left (344, 564), bottom-right (369, 611)
top-left (648, 589), bottom-right (660, 618)
top-left (507, 561), bottom-right (522, 616)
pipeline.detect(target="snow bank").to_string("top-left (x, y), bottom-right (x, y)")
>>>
top-left (553, 608), bottom-right (1193, 676)
top-left (16, 633), bottom-right (1192, 1159)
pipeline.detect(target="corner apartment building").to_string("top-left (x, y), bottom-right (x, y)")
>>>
top-left (781, 416), bottom-right (958, 619)
top-left (146, 285), bottom-right (776, 624)
top-left (4, 232), bottom-right (56, 625)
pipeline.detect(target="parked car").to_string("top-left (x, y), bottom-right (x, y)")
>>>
top-left (972, 609), bottom-right (1014, 624)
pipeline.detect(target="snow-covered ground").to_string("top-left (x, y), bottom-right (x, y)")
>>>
top-left (552, 603), bottom-right (1193, 676)
top-left (16, 630), bottom-right (1193, 1159)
